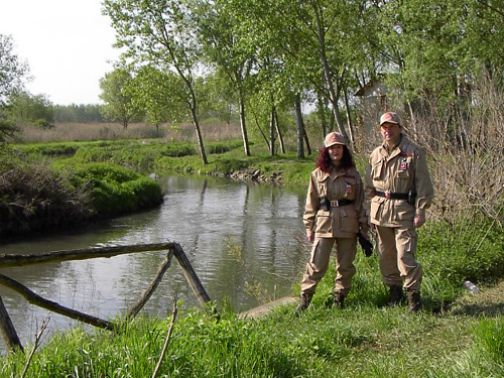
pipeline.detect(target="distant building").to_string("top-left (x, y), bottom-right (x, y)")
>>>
top-left (355, 79), bottom-right (388, 129)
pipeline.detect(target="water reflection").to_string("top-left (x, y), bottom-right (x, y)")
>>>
top-left (0, 175), bottom-right (308, 353)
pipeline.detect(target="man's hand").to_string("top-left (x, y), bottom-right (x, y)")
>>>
top-left (306, 230), bottom-right (314, 242)
top-left (414, 213), bottom-right (426, 228)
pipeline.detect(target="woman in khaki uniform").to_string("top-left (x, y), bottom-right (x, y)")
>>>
top-left (296, 132), bottom-right (368, 314)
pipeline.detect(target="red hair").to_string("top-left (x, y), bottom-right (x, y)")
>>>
top-left (315, 146), bottom-right (355, 173)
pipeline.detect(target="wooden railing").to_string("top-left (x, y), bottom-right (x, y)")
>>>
top-left (0, 242), bottom-right (211, 353)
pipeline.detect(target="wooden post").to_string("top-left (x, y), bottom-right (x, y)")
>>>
top-left (127, 251), bottom-right (174, 319)
top-left (0, 242), bottom-right (179, 268)
top-left (172, 243), bottom-right (211, 306)
top-left (0, 296), bottom-right (23, 353)
top-left (0, 275), bottom-right (115, 331)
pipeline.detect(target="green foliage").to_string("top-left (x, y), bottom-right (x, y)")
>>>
top-left (99, 67), bottom-right (143, 128)
top-left (70, 141), bottom-right (196, 173)
top-left (64, 162), bottom-right (163, 217)
top-left (6, 91), bottom-right (54, 128)
top-left (15, 142), bottom-right (79, 157)
top-left (473, 318), bottom-right (504, 364)
top-left (53, 103), bottom-right (104, 123)
top-left (0, 34), bottom-right (29, 142)
top-left (419, 219), bottom-right (504, 289)
top-left (0, 34), bottom-right (28, 105)
top-left (131, 65), bottom-right (188, 127)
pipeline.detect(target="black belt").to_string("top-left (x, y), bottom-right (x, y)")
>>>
top-left (330, 199), bottom-right (354, 207)
top-left (375, 191), bottom-right (409, 200)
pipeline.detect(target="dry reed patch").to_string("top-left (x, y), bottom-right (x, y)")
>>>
top-left (15, 121), bottom-right (242, 143)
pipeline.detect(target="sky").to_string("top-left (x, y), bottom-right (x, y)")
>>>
top-left (0, 0), bottom-right (120, 105)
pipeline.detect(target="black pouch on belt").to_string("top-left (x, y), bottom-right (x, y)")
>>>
top-left (320, 197), bottom-right (330, 211)
top-left (408, 190), bottom-right (416, 206)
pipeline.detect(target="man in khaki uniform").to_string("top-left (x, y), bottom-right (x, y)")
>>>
top-left (365, 112), bottom-right (434, 312)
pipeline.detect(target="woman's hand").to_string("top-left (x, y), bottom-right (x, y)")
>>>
top-left (306, 229), bottom-right (314, 242)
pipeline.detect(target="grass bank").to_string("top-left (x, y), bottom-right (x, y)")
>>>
top-left (0, 143), bottom-right (164, 237)
top-left (2, 256), bottom-right (503, 377)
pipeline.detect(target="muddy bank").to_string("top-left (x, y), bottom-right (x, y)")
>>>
top-left (227, 168), bottom-right (283, 185)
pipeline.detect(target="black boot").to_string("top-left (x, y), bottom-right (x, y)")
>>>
top-left (333, 291), bottom-right (346, 309)
top-left (387, 285), bottom-right (404, 306)
top-left (295, 292), bottom-right (313, 316)
top-left (407, 291), bottom-right (422, 313)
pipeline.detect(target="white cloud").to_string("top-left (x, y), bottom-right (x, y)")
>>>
top-left (0, 0), bottom-right (120, 105)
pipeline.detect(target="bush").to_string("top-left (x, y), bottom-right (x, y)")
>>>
top-left (0, 164), bottom-right (91, 236)
top-left (67, 162), bottom-right (163, 217)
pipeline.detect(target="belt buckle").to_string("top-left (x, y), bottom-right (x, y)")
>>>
top-left (330, 200), bottom-right (339, 207)
top-left (384, 190), bottom-right (391, 199)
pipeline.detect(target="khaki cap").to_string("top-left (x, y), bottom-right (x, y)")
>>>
top-left (380, 112), bottom-right (401, 126)
top-left (324, 132), bottom-right (346, 147)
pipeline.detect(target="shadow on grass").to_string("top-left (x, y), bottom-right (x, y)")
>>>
top-left (450, 302), bottom-right (504, 317)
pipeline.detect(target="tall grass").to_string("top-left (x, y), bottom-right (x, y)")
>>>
top-left (473, 318), bottom-right (504, 364)
top-left (3, 283), bottom-right (503, 377)
top-left (15, 121), bottom-right (242, 143)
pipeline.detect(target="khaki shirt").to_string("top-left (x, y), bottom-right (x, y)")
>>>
top-left (303, 166), bottom-right (367, 238)
top-left (365, 135), bottom-right (434, 227)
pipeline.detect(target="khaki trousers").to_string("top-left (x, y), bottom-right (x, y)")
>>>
top-left (375, 225), bottom-right (422, 292)
top-left (300, 237), bottom-right (357, 296)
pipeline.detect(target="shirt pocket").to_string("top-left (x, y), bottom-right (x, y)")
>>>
top-left (343, 177), bottom-right (357, 200)
top-left (315, 210), bottom-right (332, 234)
top-left (370, 196), bottom-right (385, 222)
top-left (395, 201), bottom-right (415, 222)
top-left (340, 207), bottom-right (359, 234)
top-left (371, 160), bottom-right (384, 181)
top-left (397, 157), bottom-right (412, 179)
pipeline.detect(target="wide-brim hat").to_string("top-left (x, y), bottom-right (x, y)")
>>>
top-left (324, 132), bottom-right (346, 147)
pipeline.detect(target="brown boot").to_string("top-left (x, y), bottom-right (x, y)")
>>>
top-left (406, 291), bottom-right (422, 313)
top-left (333, 291), bottom-right (346, 309)
top-left (295, 292), bottom-right (313, 316)
top-left (387, 285), bottom-right (404, 306)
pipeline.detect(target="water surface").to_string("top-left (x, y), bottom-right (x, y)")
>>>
top-left (0, 176), bottom-right (309, 353)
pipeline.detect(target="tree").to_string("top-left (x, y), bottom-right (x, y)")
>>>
top-left (103, 0), bottom-right (209, 164)
top-left (132, 65), bottom-right (188, 133)
top-left (8, 91), bottom-right (54, 128)
top-left (195, 71), bottom-right (238, 127)
top-left (53, 104), bottom-right (104, 123)
top-left (99, 67), bottom-right (142, 129)
top-left (197, 1), bottom-right (255, 156)
top-left (0, 34), bottom-right (28, 141)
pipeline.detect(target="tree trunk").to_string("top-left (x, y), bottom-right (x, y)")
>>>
top-left (317, 90), bottom-right (328, 137)
top-left (269, 106), bottom-right (276, 156)
top-left (304, 127), bottom-right (312, 155)
top-left (407, 100), bottom-right (418, 140)
top-left (312, 3), bottom-right (349, 141)
top-left (188, 92), bottom-right (208, 164)
top-left (274, 108), bottom-right (285, 154)
top-left (238, 94), bottom-right (251, 156)
top-left (343, 87), bottom-right (356, 150)
top-left (251, 108), bottom-right (269, 148)
top-left (295, 93), bottom-right (305, 159)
